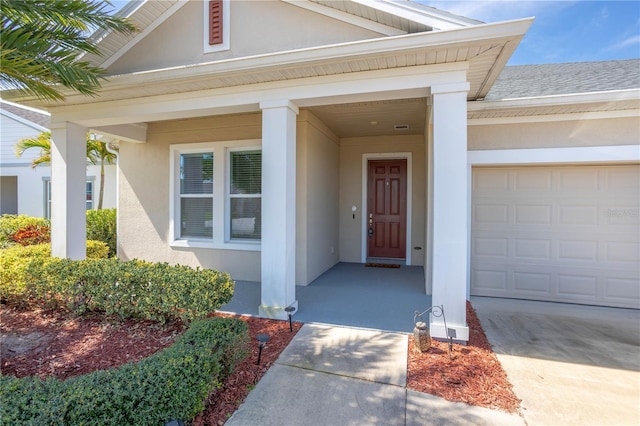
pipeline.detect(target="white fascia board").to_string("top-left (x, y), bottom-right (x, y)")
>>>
top-left (353, 0), bottom-right (477, 30)
top-left (468, 109), bottom-right (640, 125)
top-left (468, 89), bottom-right (640, 112)
top-left (99, 0), bottom-right (189, 69)
top-left (99, 18), bottom-right (533, 89)
top-left (468, 145), bottom-right (640, 166)
top-left (48, 63), bottom-right (468, 126)
top-left (282, 0), bottom-right (406, 36)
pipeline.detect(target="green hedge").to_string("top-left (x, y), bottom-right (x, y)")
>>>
top-left (0, 214), bottom-right (50, 248)
top-left (0, 241), bottom-right (109, 306)
top-left (87, 208), bottom-right (117, 257)
top-left (1, 251), bottom-right (234, 323)
top-left (0, 317), bottom-right (249, 425)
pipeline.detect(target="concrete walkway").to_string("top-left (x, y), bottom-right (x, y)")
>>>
top-left (226, 323), bottom-right (524, 426)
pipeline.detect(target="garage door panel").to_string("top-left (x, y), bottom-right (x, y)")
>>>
top-left (605, 278), bottom-right (640, 305)
top-left (557, 274), bottom-right (597, 300)
top-left (559, 205), bottom-right (598, 225)
top-left (558, 240), bottom-right (598, 261)
top-left (472, 269), bottom-right (508, 291)
top-left (514, 238), bottom-right (551, 260)
top-left (515, 205), bottom-right (552, 224)
top-left (606, 242), bottom-right (639, 263)
top-left (513, 271), bottom-right (552, 294)
top-left (471, 165), bottom-right (640, 309)
top-left (474, 204), bottom-right (509, 224)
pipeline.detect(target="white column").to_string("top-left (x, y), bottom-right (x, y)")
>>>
top-left (50, 122), bottom-right (88, 260)
top-left (259, 100), bottom-right (299, 319)
top-left (429, 83), bottom-right (470, 342)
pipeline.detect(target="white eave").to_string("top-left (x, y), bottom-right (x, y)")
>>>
top-left (7, 18), bottom-right (533, 109)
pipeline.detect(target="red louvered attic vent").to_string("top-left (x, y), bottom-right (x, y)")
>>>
top-left (209, 0), bottom-right (223, 45)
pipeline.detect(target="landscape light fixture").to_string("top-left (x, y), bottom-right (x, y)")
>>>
top-left (256, 333), bottom-right (270, 365)
top-left (284, 306), bottom-right (296, 332)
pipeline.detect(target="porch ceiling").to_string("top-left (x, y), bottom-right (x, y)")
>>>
top-left (307, 97), bottom-right (427, 137)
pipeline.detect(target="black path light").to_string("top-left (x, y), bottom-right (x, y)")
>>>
top-left (284, 306), bottom-right (296, 332)
top-left (256, 333), bottom-right (270, 365)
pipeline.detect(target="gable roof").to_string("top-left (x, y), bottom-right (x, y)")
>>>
top-left (0, 100), bottom-right (50, 130)
top-left (85, 0), bottom-right (483, 70)
top-left (486, 59), bottom-right (640, 100)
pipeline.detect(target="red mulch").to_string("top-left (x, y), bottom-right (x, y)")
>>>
top-left (2, 301), bottom-right (518, 423)
top-left (0, 306), bottom-right (301, 426)
top-left (191, 312), bottom-right (302, 426)
top-left (407, 301), bottom-right (521, 413)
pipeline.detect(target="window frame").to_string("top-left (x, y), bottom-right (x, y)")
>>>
top-left (43, 177), bottom-right (95, 219)
top-left (226, 146), bottom-right (262, 242)
top-left (169, 140), bottom-right (261, 251)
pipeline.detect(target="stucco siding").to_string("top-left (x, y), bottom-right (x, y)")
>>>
top-left (468, 116), bottom-right (640, 150)
top-left (118, 113), bottom-right (262, 282)
top-left (339, 135), bottom-right (426, 265)
top-left (299, 111), bottom-right (340, 285)
top-left (107, 0), bottom-right (383, 76)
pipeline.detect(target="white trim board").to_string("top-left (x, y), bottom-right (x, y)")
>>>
top-left (468, 145), bottom-right (640, 165)
top-left (360, 152), bottom-right (413, 265)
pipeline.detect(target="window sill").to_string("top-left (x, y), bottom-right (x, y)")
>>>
top-left (170, 239), bottom-right (260, 252)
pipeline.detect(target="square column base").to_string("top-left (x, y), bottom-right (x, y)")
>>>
top-left (429, 322), bottom-right (469, 342)
top-left (258, 300), bottom-right (298, 321)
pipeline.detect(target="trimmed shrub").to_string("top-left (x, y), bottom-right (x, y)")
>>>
top-left (87, 208), bottom-right (117, 257)
top-left (0, 317), bottom-right (249, 425)
top-left (1, 249), bottom-right (234, 322)
top-left (0, 241), bottom-right (109, 305)
top-left (0, 214), bottom-right (49, 248)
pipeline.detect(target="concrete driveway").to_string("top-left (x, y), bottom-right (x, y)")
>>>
top-left (471, 297), bottom-right (640, 426)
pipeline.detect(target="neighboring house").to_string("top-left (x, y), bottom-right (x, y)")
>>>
top-left (4, 0), bottom-right (638, 342)
top-left (0, 100), bottom-right (117, 218)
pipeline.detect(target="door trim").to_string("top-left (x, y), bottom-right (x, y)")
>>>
top-left (361, 152), bottom-right (412, 265)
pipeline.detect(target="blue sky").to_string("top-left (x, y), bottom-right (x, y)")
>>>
top-left (108, 0), bottom-right (639, 65)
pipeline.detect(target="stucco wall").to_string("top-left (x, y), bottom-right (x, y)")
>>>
top-left (339, 134), bottom-right (426, 265)
top-left (296, 111), bottom-right (340, 285)
top-left (108, 0), bottom-right (382, 75)
top-left (118, 113), bottom-right (262, 282)
top-left (468, 116), bottom-right (640, 150)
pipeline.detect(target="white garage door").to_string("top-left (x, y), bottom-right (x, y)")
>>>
top-left (471, 165), bottom-right (640, 309)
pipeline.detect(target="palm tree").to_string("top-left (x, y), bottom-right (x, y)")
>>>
top-left (16, 131), bottom-right (117, 209)
top-left (1, 0), bottom-right (136, 102)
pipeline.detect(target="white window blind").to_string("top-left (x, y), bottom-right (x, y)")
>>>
top-left (229, 150), bottom-right (261, 240)
top-left (180, 152), bottom-right (214, 238)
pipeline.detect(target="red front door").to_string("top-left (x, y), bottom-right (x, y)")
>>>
top-left (367, 159), bottom-right (407, 259)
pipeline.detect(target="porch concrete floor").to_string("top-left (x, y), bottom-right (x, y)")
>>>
top-left (220, 262), bottom-right (430, 333)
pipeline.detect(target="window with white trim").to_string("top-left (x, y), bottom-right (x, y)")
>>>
top-left (170, 141), bottom-right (261, 250)
top-left (44, 178), bottom-right (95, 219)
top-left (229, 149), bottom-right (261, 240)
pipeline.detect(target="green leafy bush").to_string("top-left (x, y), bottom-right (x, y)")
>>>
top-left (0, 241), bottom-right (109, 305)
top-left (87, 208), bottom-right (117, 257)
top-left (0, 317), bottom-right (249, 425)
top-left (1, 250), bottom-right (234, 322)
top-left (0, 214), bottom-right (49, 248)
